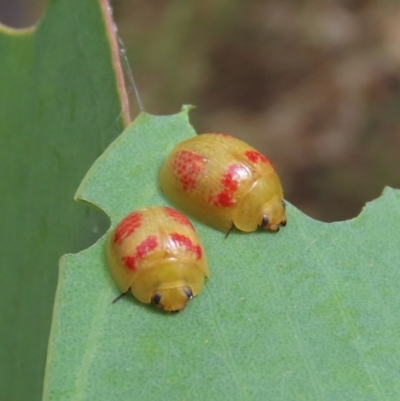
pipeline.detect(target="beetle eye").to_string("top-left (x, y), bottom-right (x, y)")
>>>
top-left (184, 287), bottom-right (193, 300)
top-left (151, 293), bottom-right (162, 305)
top-left (261, 216), bottom-right (269, 228)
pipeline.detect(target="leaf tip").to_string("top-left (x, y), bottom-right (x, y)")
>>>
top-left (181, 104), bottom-right (196, 113)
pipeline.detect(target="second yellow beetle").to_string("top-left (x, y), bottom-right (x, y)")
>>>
top-left (107, 206), bottom-right (209, 312)
top-left (160, 133), bottom-right (287, 233)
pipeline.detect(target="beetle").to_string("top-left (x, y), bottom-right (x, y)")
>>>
top-left (159, 133), bottom-right (287, 234)
top-left (106, 206), bottom-right (209, 312)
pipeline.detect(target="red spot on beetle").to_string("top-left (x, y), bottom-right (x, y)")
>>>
top-left (169, 233), bottom-right (202, 259)
top-left (121, 235), bottom-right (158, 270)
top-left (121, 255), bottom-right (136, 270)
top-left (136, 236), bottom-right (158, 259)
top-left (244, 150), bottom-right (271, 165)
top-left (211, 191), bottom-right (234, 207)
top-left (114, 212), bottom-right (142, 244)
top-left (163, 207), bottom-right (194, 228)
top-left (208, 164), bottom-right (241, 207)
top-left (172, 150), bottom-right (206, 191)
top-left (221, 164), bottom-right (241, 191)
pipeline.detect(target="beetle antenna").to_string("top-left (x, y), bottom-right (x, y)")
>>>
top-left (112, 290), bottom-right (129, 304)
top-left (225, 224), bottom-right (234, 239)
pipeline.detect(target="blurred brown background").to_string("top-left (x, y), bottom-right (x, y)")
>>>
top-left (2, 0), bottom-right (400, 222)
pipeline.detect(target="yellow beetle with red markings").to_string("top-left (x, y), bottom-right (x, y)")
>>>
top-left (159, 133), bottom-right (287, 234)
top-left (106, 206), bottom-right (209, 312)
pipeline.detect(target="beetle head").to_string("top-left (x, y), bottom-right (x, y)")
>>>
top-left (130, 259), bottom-right (205, 312)
top-left (151, 287), bottom-right (193, 312)
top-left (260, 200), bottom-right (287, 231)
top-left (234, 174), bottom-right (287, 232)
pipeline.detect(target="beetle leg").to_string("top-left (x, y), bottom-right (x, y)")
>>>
top-left (112, 289), bottom-right (129, 304)
top-left (225, 224), bottom-right (234, 239)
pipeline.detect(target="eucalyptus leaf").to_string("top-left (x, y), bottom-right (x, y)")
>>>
top-left (44, 107), bottom-right (400, 400)
top-left (0, 1), bottom-right (127, 399)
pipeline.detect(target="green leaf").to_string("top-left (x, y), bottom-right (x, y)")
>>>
top-left (44, 107), bottom-right (400, 400)
top-left (0, 1), bottom-right (128, 400)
